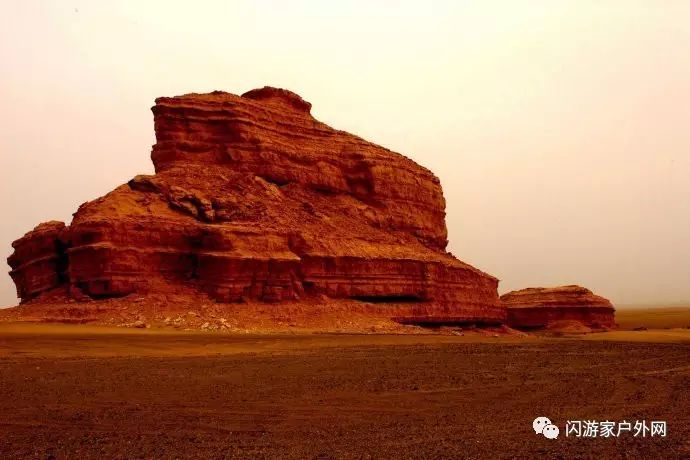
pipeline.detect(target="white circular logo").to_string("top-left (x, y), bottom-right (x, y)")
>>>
top-left (543, 424), bottom-right (560, 439)
top-left (533, 416), bottom-right (552, 434)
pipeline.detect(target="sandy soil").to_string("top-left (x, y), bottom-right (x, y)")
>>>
top-left (0, 323), bottom-right (689, 459)
top-left (616, 306), bottom-right (690, 330)
top-left (0, 293), bottom-right (503, 334)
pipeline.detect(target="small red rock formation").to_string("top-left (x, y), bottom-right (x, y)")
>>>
top-left (501, 285), bottom-right (615, 329)
top-left (7, 87), bottom-right (504, 325)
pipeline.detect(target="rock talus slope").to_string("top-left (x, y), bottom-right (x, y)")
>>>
top-left (7, 87), bottom-right (504, 326)
top-left (501, 285), bottom-right (615, 329)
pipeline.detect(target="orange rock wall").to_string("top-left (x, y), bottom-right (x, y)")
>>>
top-left (7, 87), bottom-right (503, 325)
top-left (151, 88), bottom-right (448, 249)
top-left (506, 306), bottom-right (615, 329)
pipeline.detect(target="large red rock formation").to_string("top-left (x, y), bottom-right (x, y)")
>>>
top-left (501, 285), bottom-right (615, 329)
top-left (7, 87), bottom-right (504, 325)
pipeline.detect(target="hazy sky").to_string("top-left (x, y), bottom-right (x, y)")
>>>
top-left (1, 1), bottom-right (689, 306)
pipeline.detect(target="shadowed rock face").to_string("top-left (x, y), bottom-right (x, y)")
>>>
top-left (7, 86), bottom-right (504, 324)
top-left (501, 285), bottom-right (615, 329)
top-left (7, 221), bottom-right (67, 300)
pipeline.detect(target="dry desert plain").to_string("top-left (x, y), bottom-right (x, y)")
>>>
top-left (0, 307), bottom-right (689, 459)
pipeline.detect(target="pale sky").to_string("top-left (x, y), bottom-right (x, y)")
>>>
top-left (1, 0), bottom-right (689, 307)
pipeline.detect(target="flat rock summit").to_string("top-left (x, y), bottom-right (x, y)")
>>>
top-left (7, 87), bottom-right (507, 330)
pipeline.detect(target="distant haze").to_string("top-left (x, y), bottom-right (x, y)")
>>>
top-left (1, 1), bottom-right (689, 306)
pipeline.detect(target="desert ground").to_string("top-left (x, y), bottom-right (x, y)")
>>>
top-left (0, 308), bottom-right (689, 459)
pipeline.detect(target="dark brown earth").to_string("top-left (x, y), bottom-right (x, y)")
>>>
top-left (0, 325), bottom-right (688, 459)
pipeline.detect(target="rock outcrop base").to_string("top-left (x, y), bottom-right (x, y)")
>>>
top-left (7, 87), bottom-right (504, 327)
top-left (501, 285), bottom-right (616, 330)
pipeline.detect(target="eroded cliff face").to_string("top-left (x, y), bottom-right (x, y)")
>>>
top-left (151, 87), bottom-right (448, 249)
top-left (501, 285), bottom-right (615, 329)
top-left (7, 221), bottom-right (67, 300)
top-left (7, 87), bottom-right (503, 325)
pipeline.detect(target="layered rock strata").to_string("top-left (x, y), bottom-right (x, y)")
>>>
top-left (501, 285), bottom-right (615, 329)
top-left (8, 221), bottom-right (67, 300)
top-left (7, 87), bottom-right (504, 325)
